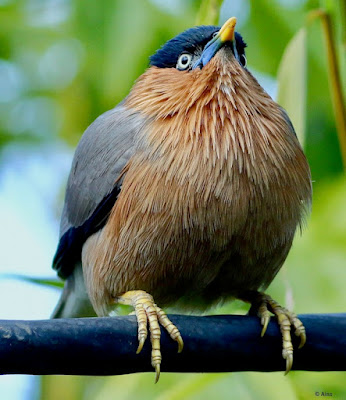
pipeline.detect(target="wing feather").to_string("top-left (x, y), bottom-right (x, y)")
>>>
top-left (53, 103), bottom-right (146, 278)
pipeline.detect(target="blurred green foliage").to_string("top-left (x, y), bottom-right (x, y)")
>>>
top-left (1, 0), bottom-right (345, 399)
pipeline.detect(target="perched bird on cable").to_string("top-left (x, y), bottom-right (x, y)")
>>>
top-left (52, 17), bottom-right (312, 382)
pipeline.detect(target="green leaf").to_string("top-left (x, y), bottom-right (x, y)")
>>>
top-left (277, 28), bottom-right (307, 146)
top-left (0, 273), bottom-right (64, 289)
top-left (196, 0), bottom-right (223, 25)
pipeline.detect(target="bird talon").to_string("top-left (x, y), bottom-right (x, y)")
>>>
top-left (298, 330), bottom-right (306, 349)
top-left (257, 300), bottom-right (270, 337)
top-left (260, 315), bottom-right (270, 337)
top-left (293, 322), bottom-right (306, 349)
top-left (177, 336), bottom-right (184, 353)
top-left (155, 304), bottom-right (184, 353)
top-left (155, 364), bottom-right (161, 384)
top-left (291, 315), bottom-right (306, 349)
top-left (117, 290), bottom-right (183, 382)
top-left (136, 338), bottom-right (145, 354)
top-left (284, 353), bottom-right (293, 375)
top-left (247, 292), bottom-right (306, 375)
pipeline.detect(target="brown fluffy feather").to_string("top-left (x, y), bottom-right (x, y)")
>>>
top-left (81, 49), bottom-right (312, 316)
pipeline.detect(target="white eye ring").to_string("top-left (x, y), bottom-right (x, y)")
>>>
top-left (240, 54), bottom-right (247, 67)
top-left (176, 53), bottom-right (192, 71)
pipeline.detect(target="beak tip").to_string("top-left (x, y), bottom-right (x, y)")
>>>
top-left (219, 16), bottom-right (237, 43)
top-left (228, 16), bottom-right (237, 26)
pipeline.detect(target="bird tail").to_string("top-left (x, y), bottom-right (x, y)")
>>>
top-left (51, 263), bottom-right (96, 318)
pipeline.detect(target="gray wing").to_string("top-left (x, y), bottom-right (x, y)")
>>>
top-left (60, 103), bottom-right (146, 237)
top-left (54, 103), bottom-right (146, 279)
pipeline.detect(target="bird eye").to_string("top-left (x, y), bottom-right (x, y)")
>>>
top-left (212, 31), bottom-right (218, 38)
top-left (176, 53), bottom-right (192, 71)
top-left (240, 54), bottom-right (247, 67)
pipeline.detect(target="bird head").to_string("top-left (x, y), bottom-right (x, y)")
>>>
top-left (150, 17), bottom-right (247, 71)
top-left (126, 17), bottom-right (256, 120)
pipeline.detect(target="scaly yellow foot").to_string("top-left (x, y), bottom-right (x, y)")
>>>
top-left (246, 291), bottom-right (306, 374)
top-left (116, 290), bottom-right (183, 383)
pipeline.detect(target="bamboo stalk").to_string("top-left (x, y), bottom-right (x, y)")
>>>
top-left (196, 0), bottom-right (223, 26)
top-left (309, 9), bottom-right (346, 169)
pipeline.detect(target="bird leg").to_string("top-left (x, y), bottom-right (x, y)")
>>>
top-left (116, 290), bottom-right (184, 383)
top-left (244, 291), bottom-right (306, 374)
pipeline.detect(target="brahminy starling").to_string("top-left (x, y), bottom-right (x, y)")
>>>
top-left (52, 17), bottom-right (312, 382)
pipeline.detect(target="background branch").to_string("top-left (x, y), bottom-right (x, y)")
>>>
top-left (0, 314), bottom-right (345, 376)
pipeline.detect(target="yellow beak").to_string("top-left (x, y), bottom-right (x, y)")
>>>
top-left (218, 17), bottom-right (237, 43)
top-left (192, 16), bottom-right (238, 69)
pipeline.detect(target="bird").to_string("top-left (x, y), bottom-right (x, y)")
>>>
top-left (52, 16), bottom-right (312, 382)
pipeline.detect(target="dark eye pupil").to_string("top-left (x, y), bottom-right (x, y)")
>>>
top-left (181, 56), bottom-right (189, 65)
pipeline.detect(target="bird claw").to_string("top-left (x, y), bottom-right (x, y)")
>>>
top-left (258, 301), bottom-right (271, 337)
top-left (155, 364), bottom-right (160, 384)
top-left (136, 337), bottom-right (145, 354)
top-left (155, 303), bottom-right (184, 353)
top-left (284, 352), bottom-right (293, 375)
top-left (260, 315), bottom-right (270, 337)
top-left (252, 292), bottom-right (305, 375)
top-left (117, 290), bottom-right (183, 382)
top-left (298, 332), bottom-right (306, 349)
top-left (291, 315), bottom-right (306, 349)
top-left (177, 336), bottom-right (184, 353)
